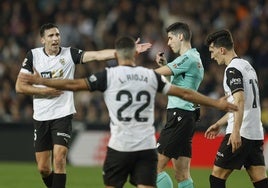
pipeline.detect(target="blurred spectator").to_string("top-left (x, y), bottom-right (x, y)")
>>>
top-left (0, 0), bottom-right (267, 131)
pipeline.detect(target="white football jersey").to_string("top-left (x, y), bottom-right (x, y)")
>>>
top-left (223, 58), bottom-right (263, 139)
top-left (87, 66), bottom-right (171, 151)
top-left (19, 47), bottom-right (84, 121)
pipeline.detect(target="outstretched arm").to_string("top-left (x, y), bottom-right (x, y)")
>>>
top-left (18, 72), bottom-right (90, 92)
top-left (82, 49), bottom-right (115, 62)
top-left (167, 85), bottom-right (237, 112)
top-left (82, 38), bottom-right (152, 63)
top-left (39, 78), bottom-right (89, 91)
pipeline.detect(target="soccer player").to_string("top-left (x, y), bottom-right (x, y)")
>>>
top-left (205, 29), bottom-right (268, 188)
top-left (19, 36), bottom-right (237, 188)
top-left (154, 22), bottom-right (204, 188)
top-left (15, 23), bottom-right (151, 188)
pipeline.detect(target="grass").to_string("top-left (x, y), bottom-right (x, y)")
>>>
top-left (0, 161), bottom-right (260, 188)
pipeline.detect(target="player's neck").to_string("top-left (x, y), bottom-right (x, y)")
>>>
top-left (225, 50), bottom-right (238, 65)
top-left (44, 48), bottom-right (60, 56)
top-left (179, 43), bottom-right (191, 55)
top-left (118, 59), bottom-right (136, 66)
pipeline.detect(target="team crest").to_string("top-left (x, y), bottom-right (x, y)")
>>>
top-left (59, 58), bottom-right (66, 65)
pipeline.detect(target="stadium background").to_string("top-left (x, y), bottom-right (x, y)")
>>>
top-left (0, 0), bottom-right (268, 167)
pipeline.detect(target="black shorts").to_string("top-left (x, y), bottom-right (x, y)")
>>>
top-left (214, 134), bottom-right (265, 170)
top-left (103, 147), bottom-right (157, 187)
top-left (33, 115), bottom-right (73, 152)
top-left (157, 108), bottom-right (196, 159)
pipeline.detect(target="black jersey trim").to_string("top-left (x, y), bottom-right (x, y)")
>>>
top-left (86, 70), bottom-right (107, 92)
top-left (42, 47), bottom-right (61, 56)
top-left (153, 71), bottom-right (165, 92)
top-left (70, 47), bottom-right (84, 64)
top-left (24, 51), bottom-right (34, 73)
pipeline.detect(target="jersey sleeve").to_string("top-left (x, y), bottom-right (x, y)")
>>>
top-left (154, 72), bottom-right (171, 94)
top-left (167, 55), bottom-right (190, 76)
top-left (226, 67), bottom-right (244, 94)
top-left (70, 47), bottom-right (84, 64)
top-left (86, 69), bottom-right (107, 92)
top-left (21, 51), bottom-right (34, 73)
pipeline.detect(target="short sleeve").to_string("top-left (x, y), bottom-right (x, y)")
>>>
top-left (70, 47), bottom-right (84, 64)
top-left (86, 70), bottom-right (107, 92)
top-left (226, 67), bottom-right (244, 94)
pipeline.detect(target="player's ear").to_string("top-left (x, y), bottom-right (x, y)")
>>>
top-left (178, 33), bottom-right (183, 41)
top-left (220, 47), bottom-right (225, 54)
top-left (40, 37), bottom-right (45, 45)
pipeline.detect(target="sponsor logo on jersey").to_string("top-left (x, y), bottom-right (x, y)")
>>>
top-left (57, 132), bottom-right (71, 138)
top-left (173, 56), bottom-right (188, 69)
top-left (230, 77), bottom-right (242, 85)
top-left (41, 72), bottom-right (52, 78)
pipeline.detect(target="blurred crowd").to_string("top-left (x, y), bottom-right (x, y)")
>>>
top-left (0, 0), bottom-right (268, 131)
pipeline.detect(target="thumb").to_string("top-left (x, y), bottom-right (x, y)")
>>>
top-left (135, 37), bottom-right (140, 44)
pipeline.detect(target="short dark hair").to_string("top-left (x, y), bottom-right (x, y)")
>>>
top-left (115, 36), bottom-right (136, 59)
top-left (206, 29), bottom-right (234, 50)
top-left (115, 36), bottom-right (135, 50)
top-left (40, 23), bottom-right (58, 37)
top-left (166, 22), bottom-right (192, 41)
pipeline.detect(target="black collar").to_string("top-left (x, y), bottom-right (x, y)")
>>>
top-left (43, 47), bottom-right (61, 57)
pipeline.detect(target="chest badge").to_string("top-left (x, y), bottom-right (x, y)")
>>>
top-left (59, 58), bottom-right (66, 65)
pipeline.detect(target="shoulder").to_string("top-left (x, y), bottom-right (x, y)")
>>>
top-left (30, 47), bottom-right (46, 59)
top-left (31, 47), bottom-right (43, 54)
top-left (228, 58), bottom-right (250, 72)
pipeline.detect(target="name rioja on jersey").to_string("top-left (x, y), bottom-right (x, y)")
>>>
top-left (119, 73), bottom-right (148, 84)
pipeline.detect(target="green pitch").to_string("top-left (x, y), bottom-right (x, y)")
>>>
top-left (0, 162), bottom-right (260, 187)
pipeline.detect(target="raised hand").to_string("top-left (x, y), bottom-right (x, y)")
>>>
top-left (135, 38), bottom-right (152, 53)
top-left (18, 69), bottom-right (42, 85)
top-left (42, 87), bottom-right (63, 98)
top-left (156, 52), bottom-right (167, 66)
